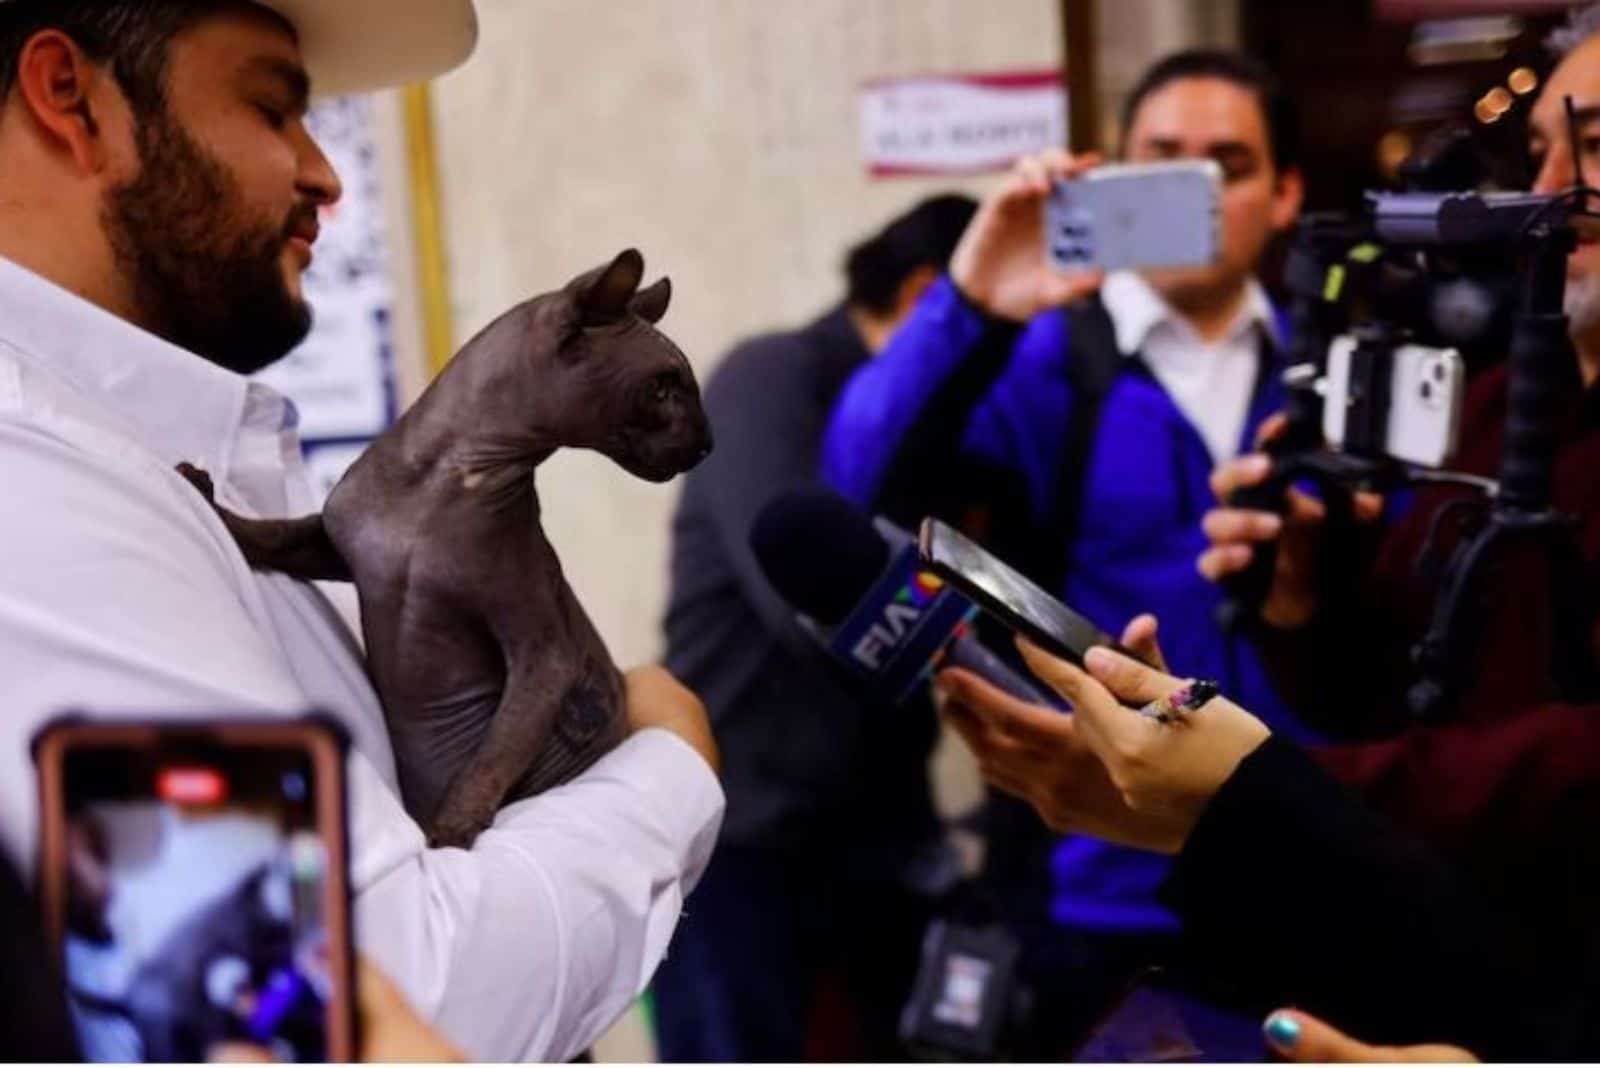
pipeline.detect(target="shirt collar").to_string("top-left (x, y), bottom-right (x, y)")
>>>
top-left (0, 254), bottom-right (294, 484)
top-left (1099, 269), bottom-right (1280, 356)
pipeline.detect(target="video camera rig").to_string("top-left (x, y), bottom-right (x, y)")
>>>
top-left (1220, 104), bottom-right (1600, 722)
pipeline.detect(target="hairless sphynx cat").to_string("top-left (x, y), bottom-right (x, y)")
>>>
top-left (179, 249), bottom-right (713, 848)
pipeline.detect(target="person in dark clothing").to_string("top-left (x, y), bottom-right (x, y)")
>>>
top-left (1, 853), bottom-right (81, 1062)
top-left (936, 627), bottom-right (1600, 1062)
top-left (1193, 17), bottom-right (1600, 985)
top-left (653, 193), bottom-right (976, 1061)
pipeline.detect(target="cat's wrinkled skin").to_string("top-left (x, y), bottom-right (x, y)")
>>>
top-left (180, 249), bottom-right (711, 847)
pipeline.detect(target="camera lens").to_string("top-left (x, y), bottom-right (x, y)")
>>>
top-left (1432, 362), bottom-right (1447, 383)
top-left (1420, 381), bottom-right (1434, 401)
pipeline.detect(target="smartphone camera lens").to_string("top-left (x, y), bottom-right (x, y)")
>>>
top-left (1432, 361), bottom-right (1448, 383)
top-left (1420, 380), bottom-right (1435, 402)
top-left (282, 770), bottom-right (307, 802)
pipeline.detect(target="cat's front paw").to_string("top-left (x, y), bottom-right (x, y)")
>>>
top-left (176, 462), bottom-right (218, 503)
top-left (425, 810), bottom-right (492, 851)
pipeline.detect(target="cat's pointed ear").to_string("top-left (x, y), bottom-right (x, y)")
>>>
top-left (630, 277), bottom-right (671, 324)
top-left (567, 249), bottom-right (645, 326)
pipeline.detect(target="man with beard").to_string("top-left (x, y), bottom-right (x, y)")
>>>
top-left (0, 2), bottom-right (724, 1061)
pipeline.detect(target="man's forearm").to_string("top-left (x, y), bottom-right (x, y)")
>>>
top-left (349, 731), bottom-right (724, 1061)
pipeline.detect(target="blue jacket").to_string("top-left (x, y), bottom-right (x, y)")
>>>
top-left (822, 276), bottom-right (1318, 935)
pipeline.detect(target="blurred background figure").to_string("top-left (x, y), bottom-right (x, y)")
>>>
top-left (654, 194), bottom-right (976, 1062)
top-left (3, 852), bottom-right (80, 1061)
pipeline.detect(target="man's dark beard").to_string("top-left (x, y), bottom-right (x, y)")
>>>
top-left (102, 108), bottom-right (314, 375)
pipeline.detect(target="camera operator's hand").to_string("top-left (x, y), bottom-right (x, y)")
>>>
top-left (955, 618), bottom-right (1271, 855)
top-left (1262, 1010), bottom-right (1476, 1063)
top-left (1197, 416), bottom-right (1383, 630)
top-left (949, 149), bottom-right (1106, 321)
top-left (625, 665), bottom-right (720, 775)
top-left (207, 960), bottom-right (465, 1063)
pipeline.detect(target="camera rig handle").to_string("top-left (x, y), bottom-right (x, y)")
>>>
top-left (1218, 215), bottom-right (1367, 631)
top-left (1407, 217), bottom-right (1600, 719)
top-left (1215, 447), bottom-right (1409, 635)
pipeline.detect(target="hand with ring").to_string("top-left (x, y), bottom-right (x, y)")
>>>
top-left (936, 614), bottom-right (1271, 855)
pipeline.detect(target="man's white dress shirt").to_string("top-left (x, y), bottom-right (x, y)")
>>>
top-left (1100, 270), bottom-right (1280, 462)
top-left (0, 255), bottom-right (724, 1061)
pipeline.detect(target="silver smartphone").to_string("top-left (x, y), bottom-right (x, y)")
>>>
top-left (1045, 160), bottom-right (1222, 272)
top-left (1322, 335), bottom-right (1466, 468)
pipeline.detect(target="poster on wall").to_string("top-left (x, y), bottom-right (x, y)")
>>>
top-left (253, 95), bottom-right (399, 504)
top-left (859, 70), bottom-right (1067, 178)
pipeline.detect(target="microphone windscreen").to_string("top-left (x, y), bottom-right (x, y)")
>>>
top-left (750, 488), bottom-right (890, 625)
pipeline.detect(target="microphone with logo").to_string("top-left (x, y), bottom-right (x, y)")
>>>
top-left (749, 488), bottom-right (1055, 708)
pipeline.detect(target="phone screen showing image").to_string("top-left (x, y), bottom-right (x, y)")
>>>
top-left (48, 732), bottom-right (347, 1063)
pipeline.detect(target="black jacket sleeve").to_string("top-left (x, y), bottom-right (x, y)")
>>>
top-left (1161, 734), bottom-right (1596, 1061)
top-left (1, 857), bottom-right (80, 1061)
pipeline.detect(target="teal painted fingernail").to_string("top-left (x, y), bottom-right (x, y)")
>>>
top-left (1263, 1013), bottom-right (1301, 1050)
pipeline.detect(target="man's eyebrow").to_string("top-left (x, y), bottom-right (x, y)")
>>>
top-left (1206, 141), bottom-right (1258, 160)
top-left (241, 55), bottom-right (311, 109)
top-left (1139, 136), bottom-right (1185, 154)
top-left (1533, 104), bottom-right (1600, 138)
top-left (1135, 136), bottom-right (1259, 161)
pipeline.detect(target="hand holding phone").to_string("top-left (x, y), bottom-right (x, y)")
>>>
top-left (33, 716), bottom-right (355, 1063)
top-left (1045, 160), bottom-right (1222, 273)
top-left (948, 149), bottom-right (1108, 321)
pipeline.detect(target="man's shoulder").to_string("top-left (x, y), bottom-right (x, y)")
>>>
top-left (0, 375), bottom-right (210, 558)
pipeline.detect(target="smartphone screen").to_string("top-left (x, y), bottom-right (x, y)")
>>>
top-left (918, 518), bottom-right (1117, 667)
top-left (34, 719), bottom-right (353, 1063)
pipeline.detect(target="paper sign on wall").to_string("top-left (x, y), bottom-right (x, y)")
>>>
top-left (860, 70), bottom-right (1067, 178)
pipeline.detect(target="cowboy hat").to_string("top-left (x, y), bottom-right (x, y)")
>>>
top-left (258, 0), bottom-right (478, 96)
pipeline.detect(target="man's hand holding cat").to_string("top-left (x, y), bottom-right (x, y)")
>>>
top-left (625, 666), bottom-right (720, 775)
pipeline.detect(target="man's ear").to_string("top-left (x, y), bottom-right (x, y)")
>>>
top-left (1270, 166), bottom-right (1306, 232)
top-left (568, 248), bottom-right (645, 326)
top-left (12, 30), bottom-right (115, 174)
top-left (630, 277), bottom-right (671, 324)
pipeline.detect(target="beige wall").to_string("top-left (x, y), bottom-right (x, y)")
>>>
top-left (1096, 0), bottom-right (1241, 145)
top-left (427, 0), bottom-right (1062, 668)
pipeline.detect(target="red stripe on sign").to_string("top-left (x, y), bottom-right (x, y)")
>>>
top-left (859, 68), bottom-right (1063, 92)
top-left (158, 766), bottom-right (228, 805)
top-left (869, 161), bottom-right (1021, 178)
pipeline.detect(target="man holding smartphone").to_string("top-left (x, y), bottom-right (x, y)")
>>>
top-left (0, 1), bottom-right (723, 1061)
top-left (824, 49), bottom-right (1305, 1055)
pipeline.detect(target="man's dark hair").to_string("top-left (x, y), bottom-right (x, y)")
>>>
top-left (0, 0), bottom-right (287, 118)
top-left (845, 193), bottom-right (978, 314)
top-left (1119, 48), bottom-right (1300, 173)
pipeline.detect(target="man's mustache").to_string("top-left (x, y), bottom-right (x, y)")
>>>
top-left (283, 204), bottom-right (321, 245)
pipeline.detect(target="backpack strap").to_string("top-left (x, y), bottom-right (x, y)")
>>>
top-left (1031, 297), bottom-right (1126, 594)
